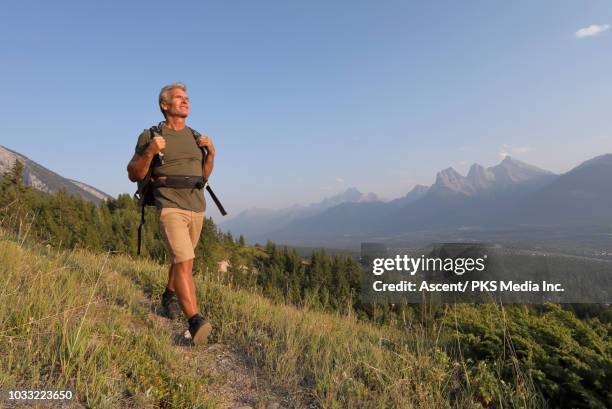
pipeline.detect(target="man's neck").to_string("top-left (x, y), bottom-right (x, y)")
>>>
top-left (163, 116), bottom-right (187, 131)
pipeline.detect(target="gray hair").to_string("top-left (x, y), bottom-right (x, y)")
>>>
top-left (158, 82), bottom-right (187, 116)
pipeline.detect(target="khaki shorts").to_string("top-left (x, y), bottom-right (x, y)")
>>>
top-left (157, 208), bottom-right (204, 264)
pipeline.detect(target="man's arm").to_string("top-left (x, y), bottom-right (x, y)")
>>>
top-left (203, 151), bottom-right (215, 180)
top-left (127, 136), bottom-right (166, 182)
top-left (196, 135), bottom-right (215, 180)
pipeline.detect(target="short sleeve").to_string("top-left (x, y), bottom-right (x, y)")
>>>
top-left (134, 129), bottom-right (152, 155)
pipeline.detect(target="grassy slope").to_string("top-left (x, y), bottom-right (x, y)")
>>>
top-left (0, 229), bottom-right (540, 408)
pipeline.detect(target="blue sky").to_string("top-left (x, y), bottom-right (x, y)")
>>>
top-left (1, 0), bottom-right (611, 220)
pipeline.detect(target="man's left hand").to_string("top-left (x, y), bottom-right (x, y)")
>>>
top-left (197, 135), bottom-right (215, 156)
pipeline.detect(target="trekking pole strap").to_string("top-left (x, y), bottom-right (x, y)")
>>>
top-left (205, 183), bottom-right (227, 216)
top-left (137, 204), bottom-right (145, 255)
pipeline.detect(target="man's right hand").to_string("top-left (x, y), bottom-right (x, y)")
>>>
top-left (146, 136), bottom-right (166, 155)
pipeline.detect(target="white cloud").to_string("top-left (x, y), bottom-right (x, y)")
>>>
top-left (499, 144), bottom-right (532, 158)
top-left (574, 24), bottom-right (610, 39)
top-left (335, 177), bottom-right (344, 183)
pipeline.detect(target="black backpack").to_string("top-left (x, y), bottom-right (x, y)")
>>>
top-left (134, 123), bottom-right (227, 255)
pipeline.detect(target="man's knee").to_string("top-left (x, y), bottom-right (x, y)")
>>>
top-left (172, 258), bottom-right (194, 275)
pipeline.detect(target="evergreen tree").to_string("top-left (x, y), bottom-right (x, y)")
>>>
top-left (8, 159), bottom-right (25, 187)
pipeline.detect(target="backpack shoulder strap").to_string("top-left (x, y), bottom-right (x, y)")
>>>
top-left (149, 124), bottom-right (162, 139)
top-left (146, 122), bottom-right (165, 166)
top-left (188, 126), bottom-right (201, 140)
top-left (188, 127), bottom-right (208, 157)
top-left (138, 123), bottom-right (164, 189)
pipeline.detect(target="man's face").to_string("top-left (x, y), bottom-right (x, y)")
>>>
top-left (161, 88), bottom-right (190, 118)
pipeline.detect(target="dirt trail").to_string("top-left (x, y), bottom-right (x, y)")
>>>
top-left (139, 285), bottom-right (308, 409)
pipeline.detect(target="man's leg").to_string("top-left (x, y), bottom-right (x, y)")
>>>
top-left (159, 209), bottom-right (194, 320)
top-left (159, 208), bottom-right (211, 344)
top-left (182, 210), bottom-right (211, 345)
top-left (171, 258), bottom-right (199, 318)
top-left (161, 265), bottom-right (181, 319)
top-left (174, 256), bottom-right (211, 345)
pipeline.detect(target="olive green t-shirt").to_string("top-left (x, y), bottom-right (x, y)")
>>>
top-left (135, 125), bottom-right (206, 212)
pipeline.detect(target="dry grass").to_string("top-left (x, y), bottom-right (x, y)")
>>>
top-left (0, 227), bottom-right (541, 408)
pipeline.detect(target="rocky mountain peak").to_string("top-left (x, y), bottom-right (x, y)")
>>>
top-left (430, 157), bottom-right (556, 196)
top-left (0, 145), bottom-right (112, 203)
top-left (467, 163), bottom-right (495, 190)
top-left (434, 167), bottom-right (472, 194)
top-left (436, 167), bottom-right (462, 184)
top-left (490, 156), bottom-right (554, 184)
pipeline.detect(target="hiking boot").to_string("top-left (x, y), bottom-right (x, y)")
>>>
top-left (161, 289), bottom-right (181, 320)
top-left (188, 314), bottom-right (213, 346)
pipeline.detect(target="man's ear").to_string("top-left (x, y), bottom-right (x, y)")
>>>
top-left (160, 100), bottom-right (168, 113)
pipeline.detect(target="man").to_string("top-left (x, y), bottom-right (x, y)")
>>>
top-left (127, 83), bottom-right (214, 345)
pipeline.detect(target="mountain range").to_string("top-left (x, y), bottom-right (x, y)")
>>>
top-left (3, 143), bottom-right (610, 248)
top-left (0, 145), bottom-right (112, 203)
top-left (221, 154), bottom-right (612, 246)
top-left (220, 187), bottom-right (380, 239)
